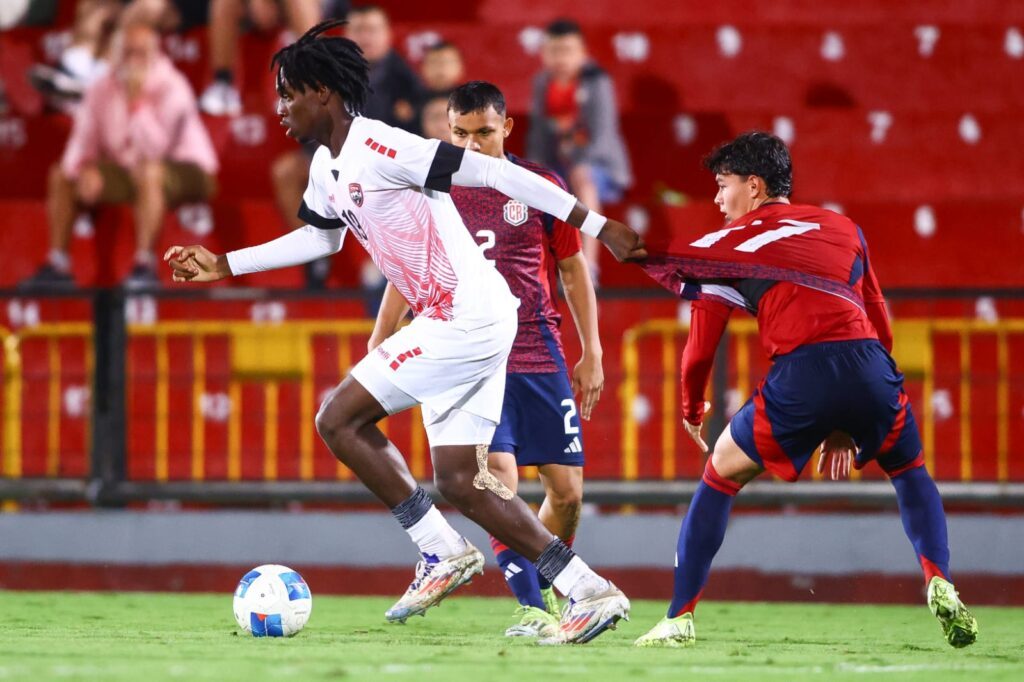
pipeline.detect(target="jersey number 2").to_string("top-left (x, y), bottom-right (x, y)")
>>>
top-left (476, 229), bottom-right (496, 261)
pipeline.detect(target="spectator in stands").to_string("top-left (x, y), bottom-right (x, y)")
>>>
top-left (346, 4), bottom-right (420, 131)
top-left (198, 0), bottom-right (323, 116)
top-left (420, 41), bottom-right (464, 94)
top-left (21, 14), bottom-right (218, 290)
top-left (528, 18), bottom-right (632, 284)
top-left (415, 41), bottom-right (464, 134)
top-left (420, 92), bottom-right (452, 141)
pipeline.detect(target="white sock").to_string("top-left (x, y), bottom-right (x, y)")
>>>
top-left (552, 555), bottom-right (610, 602)
top-left (404, 506), bottom-right (467, 562)
top-left (48, 249), bottom-right (70, 272)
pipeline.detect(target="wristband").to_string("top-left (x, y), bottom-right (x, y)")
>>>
top-left (580, 211), bottom-right (607, 238)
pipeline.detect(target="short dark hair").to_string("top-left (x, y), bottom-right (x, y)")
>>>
top-left (271, 19), bottom-right (371, 116)
top-left (425, 40), bottom-right (460, 56)
top-left (348, 4), bottom-right (388, 19)
top-left (448, 80), bottom-right (506, 117)
top-left (703, 131), bottom-right (793, 198)
top-left (545, 18), bottom-right (582, 37)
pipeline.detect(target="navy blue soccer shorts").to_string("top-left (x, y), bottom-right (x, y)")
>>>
top-left (490, 371), bottom-right (585, 467)
top-left (730, 339), bottom-right (923, 481)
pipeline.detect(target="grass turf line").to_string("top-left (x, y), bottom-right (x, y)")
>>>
top-left (1, 592), bottom-right (1022, 681)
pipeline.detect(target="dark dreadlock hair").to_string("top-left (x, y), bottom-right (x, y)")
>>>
top-left (271, 19), bottom-right (371, 116)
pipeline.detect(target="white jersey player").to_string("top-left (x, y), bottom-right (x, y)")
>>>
top-left (164, 20), bottom-right (645, 645)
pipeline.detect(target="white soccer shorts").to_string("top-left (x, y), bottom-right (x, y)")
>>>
top-left (350, 315), bottom-right (516, 446)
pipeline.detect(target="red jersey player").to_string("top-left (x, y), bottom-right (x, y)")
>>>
top-left (634, 132), bottom-right (977, 649)
top-left (370, 81), bottom-right (601, 638)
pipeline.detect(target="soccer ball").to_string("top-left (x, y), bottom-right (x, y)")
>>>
top-left (233, 564), bottom-right (313, 637)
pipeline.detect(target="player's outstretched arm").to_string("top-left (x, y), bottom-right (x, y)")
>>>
top-left (449, 149), bottom-right (647, 262)
top-left (164, 226), bottom-right (344, 283)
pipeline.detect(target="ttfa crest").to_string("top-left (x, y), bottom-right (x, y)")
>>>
top-left (503, 200), bottom-right (529, 226)
top-left (349, 183), bottom-right (364, 207)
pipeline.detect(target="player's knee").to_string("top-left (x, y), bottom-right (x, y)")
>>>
top-left (546, 487), bottom-right (582, 520)
top-left (314, 391), bottom-right (356, 444)
top-left (433, 467), bottom-right (476, 507)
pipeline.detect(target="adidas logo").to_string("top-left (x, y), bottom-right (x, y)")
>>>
top-left (563, 437), bottom-right (582, 454)
top-left (504, 563), bottom-right (523, 581)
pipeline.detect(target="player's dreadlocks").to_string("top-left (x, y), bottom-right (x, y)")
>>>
top-left (271, 19), bottom-right (371, 116)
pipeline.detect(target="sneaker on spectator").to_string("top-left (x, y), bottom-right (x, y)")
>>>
top-left (18, 264), bottom-right (76, 291)
top-left (123, 263), bottom-right (160, 291)
top-left (28, 64), bottom-right (86, 100)
top-left (199, 81), bottom-right (242, 116)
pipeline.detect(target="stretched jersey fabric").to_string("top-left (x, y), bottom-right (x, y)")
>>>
top-left (451, 155), bottom-right (581, 373)
top-left (643, 202), bottom-right (893, 358)
top-left (300, 117), bottom-right (519, 330)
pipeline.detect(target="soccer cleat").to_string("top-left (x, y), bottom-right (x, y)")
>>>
top-left (537, 582), bottom-right (630, 645)
top-left (384, 542), bottom-right (484, 623)
top-left (540, 586), bottom-right (560, 616)
top-left (927, 576), bottom-right (978, 648)
top-left (199, 81), bottom-right (242, 117)
top-left (504, 605), bottom-right (559, 638)
top-left (634, 613), bottom-right (696, 648)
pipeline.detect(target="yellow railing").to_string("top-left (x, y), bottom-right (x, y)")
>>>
top-left (0, 320), bottom-right (430, 483)
top-left (620, 318), bottom-right (1024, 483)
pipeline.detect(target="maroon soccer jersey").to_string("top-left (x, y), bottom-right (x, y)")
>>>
top-left (451, 154), bottom-right (581, 373)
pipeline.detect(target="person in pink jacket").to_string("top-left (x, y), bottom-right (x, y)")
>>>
top-left (22, 16), bottom-right (218, 290)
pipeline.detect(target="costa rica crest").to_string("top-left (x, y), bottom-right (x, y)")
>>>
top-left (349, 183), bottom-right (364, 207)
top-left (503, 199), bottom-right (529, 226)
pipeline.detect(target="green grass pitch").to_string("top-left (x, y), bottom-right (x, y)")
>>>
top-left (1, 591), bottom-right (1022, 681)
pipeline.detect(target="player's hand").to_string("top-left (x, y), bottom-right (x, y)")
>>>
top-left (572, 351), bottom-right (604, 420)
top-left (684, 402), bottom-right (712, 453)
top-left (817, 430), bottom-right (856, 480)
top-left (597, 219), bottom-right (648, 263)
top-left (163, 245), bottom-right (231, 283)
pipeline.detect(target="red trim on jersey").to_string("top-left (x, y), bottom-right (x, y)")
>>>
top-left (877, 391), bottom-right (909, 455)
top-left (489, 536), bottom-right (510, 556)
top-left (919, 555), bottom-right (948, 584)
top-left (883, 452), bottom-right (925, 479)
top-left (702, 459), bottom-right (741, 496)
top-left (752, 384), bottom-right (800, 481)
top-left (673, 589), bottom-right (704, 617)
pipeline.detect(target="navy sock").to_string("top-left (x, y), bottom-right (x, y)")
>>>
top-left (889, 462), bottom-right (951, 583)
top-left (490, 536), bottom-right (546, 610)
top-left (668, 462), bottom-right (739, 617)
top-left (537, 535), bottom-right (573, 591)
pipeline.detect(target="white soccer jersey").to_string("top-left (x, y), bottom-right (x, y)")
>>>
top-left (300, 117), bottom-right (519, 329)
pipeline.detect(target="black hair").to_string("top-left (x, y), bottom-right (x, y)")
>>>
top-left (545, 18), bottom-right (582, 37)
top-left (448, 80), bottom-right (506, 117)
top-left (348, 4), bottom-right (387, 18)
top-left (271, 20), bottom-right (371, 115)
top-left (425, 40), bottom-right (460, 56)
top-left (703, 131), bottom-right (793, 198)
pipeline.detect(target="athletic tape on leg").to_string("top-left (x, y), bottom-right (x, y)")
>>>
top-left (472, 444), bottom-right (514, 499)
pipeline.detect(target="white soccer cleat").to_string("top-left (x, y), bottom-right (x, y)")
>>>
top-left (634, 613), bottom-right (696, 648)
top-left (537, 582), bottom-right (630, 645)
top-left (384, 542), bottom-right (484, 623)
top-left (199, 81), bottom-right (242, 117)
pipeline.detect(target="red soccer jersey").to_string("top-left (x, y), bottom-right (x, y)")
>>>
top-left (657, 203), bottom-right (895, 422)
top-left (450, 154), bottom-right (582, 373)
